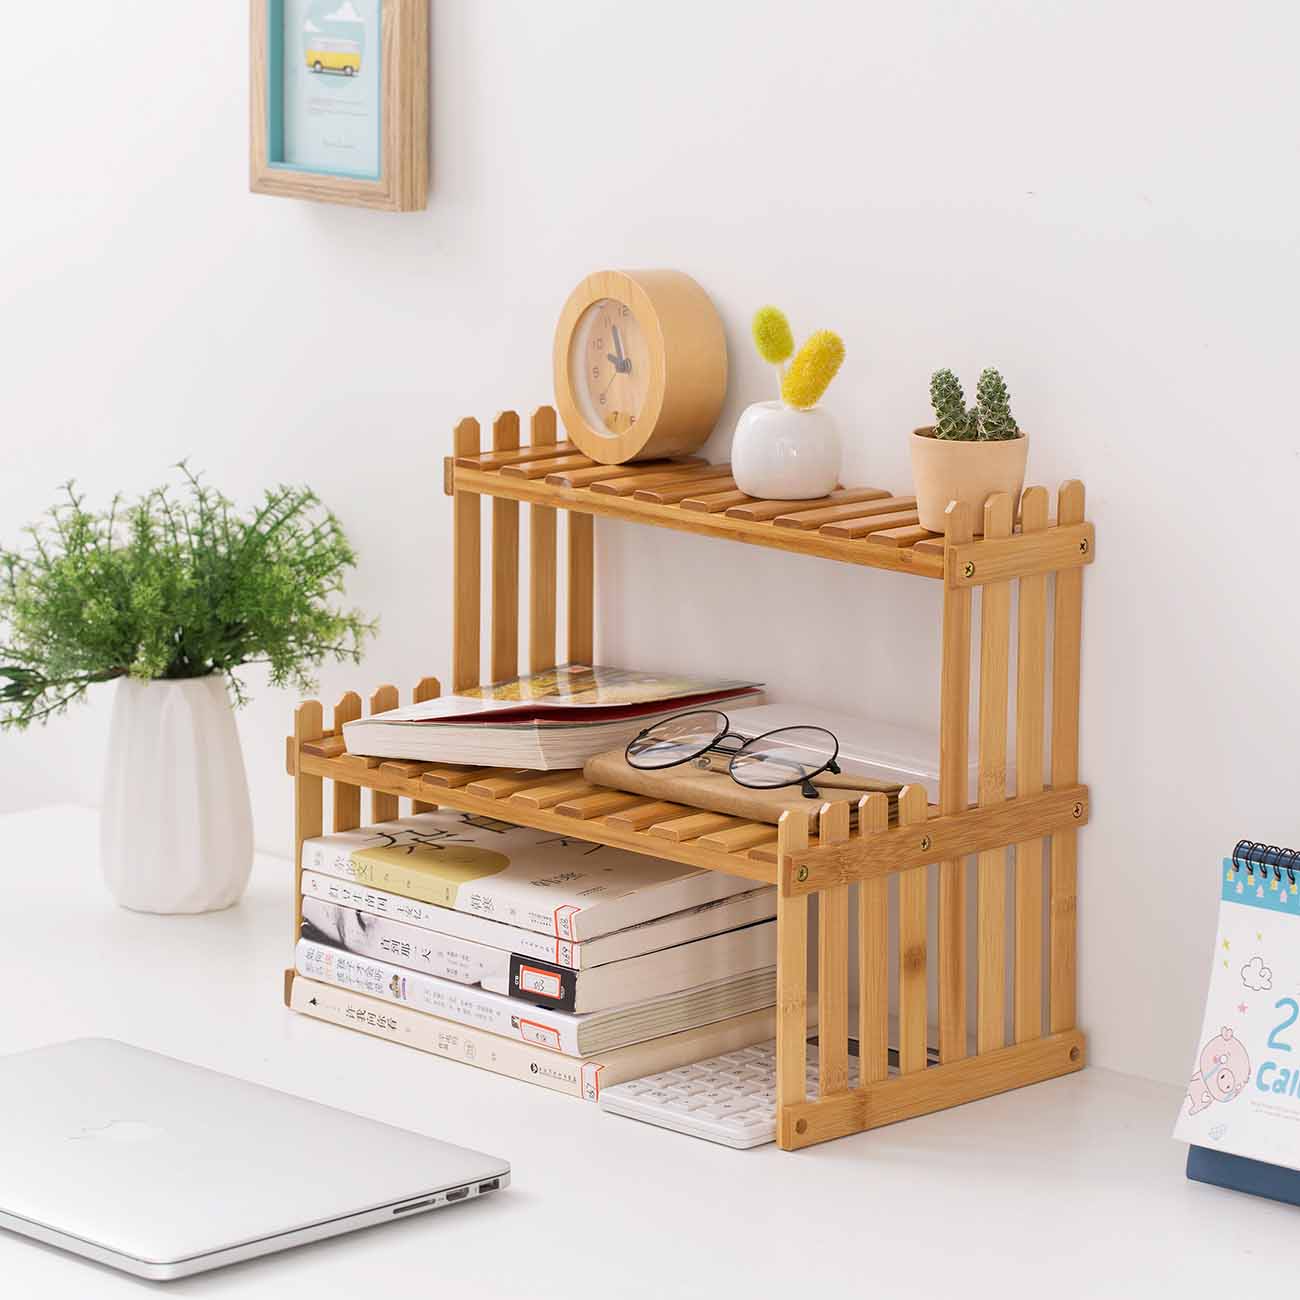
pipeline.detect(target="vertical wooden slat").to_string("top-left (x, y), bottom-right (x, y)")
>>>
top-left (776, 811), bottom-right (810, 1139)
top-left (411, 676), bottom-right (441, 814)
top-left (1014, 487), bottom-right (1050, 1041)
top-left (452, 417), bottom-right (482, 692)
top-left (528, 407), bottom-right (559, 673)
top-left (976, 494), bottom-right (1012, 1054)
top-left (939, 499), bottom-right (973, 1062)
top-left (331, 691), bottom-right (362, 832)
top-left (1050, 481), bottom-right (1086, 1033)
top-left (369, 684), bottom-right (400, 823)
top-left (817, 802), bottom-right (850, 1096)
top-left (490, 412), bottom-right (521, 684)
top-left (567, 511), bottom-right (594, 665)
top-left (897, 784), bottom-right (930, 1074)
top-left (857, 792), bottom-right (890, 1085)
top-left (293, 700), bottom-right (324, 938)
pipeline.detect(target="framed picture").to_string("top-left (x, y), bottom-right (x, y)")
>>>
top-left (250, 0), bottom-right (428, 212)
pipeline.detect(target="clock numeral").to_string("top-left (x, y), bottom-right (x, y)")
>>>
top-left (594, 337), bottom-right (603, 349)
top-left (592, 366), bottom-right (600, 380)
top-left (598, 394), bottom-right (606, 406)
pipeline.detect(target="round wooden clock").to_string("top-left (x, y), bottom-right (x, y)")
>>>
top-left (553, 269), bottom-right (728, 465)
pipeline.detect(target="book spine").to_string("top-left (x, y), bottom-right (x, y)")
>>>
top-left (295, 940), bottom-right (584, 1055)
top-left (289, 976), bottom-right (605, 1100)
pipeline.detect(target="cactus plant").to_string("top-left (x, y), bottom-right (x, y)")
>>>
top-left (974, 367), bottom-right (1018, 440)
top-left (929, 368), bottom-right (973, 440)
top-left (928, 367), bottom-right (1019, 441)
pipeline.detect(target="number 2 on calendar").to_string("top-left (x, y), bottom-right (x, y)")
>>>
top-left (1268, 998), bottom-right (1299, 1052)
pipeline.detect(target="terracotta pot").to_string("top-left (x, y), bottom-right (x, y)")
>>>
top-left (909, 427), bottom-right (1029, 534)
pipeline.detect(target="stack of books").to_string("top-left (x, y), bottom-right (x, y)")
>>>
top-left (290, 811), bottom-right (779, 1100)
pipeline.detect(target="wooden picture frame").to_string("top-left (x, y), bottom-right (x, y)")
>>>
top-left (250, 0), bottom-right (428, 212)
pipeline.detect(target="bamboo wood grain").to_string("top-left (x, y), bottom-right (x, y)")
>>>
top-left (331, 693), bottom-right (362, 831)
top-left (976, 494), bottom-right (1012, 1054)
top-left (778, 1028), bottom-right (1085, 1149)
top-left (1014, 487), bottom-right (1050, 1041)
top-left (368, 686), bottom-right (400, 822)
top-left (776, 812), bottom-right (810, 1142)
top-left (649, 811), bottom-right (744, 842)
top-left (452, 418), bottom-right (482, 692)
top-left (458, 440), bottom-right (577, 471)
top-left (774, 495), bottom-right (916, 531)
top-left (897, 784), bottom-right (929, 1074)
top-left (292, 701), bottom-right (325, 937)
top-left (857, 792), bottom-right (890, 1084)
top-left (817, 802), bottom-right (851, 1097)
top-left (680, 488), bottom-right (754, 513)
top-left (528, 408), bottom-right (559, 674)
top-left (303, 736), bottom-right (346, 759)
top-left (939, 500), bottom-right (974, 1063)
top-left (589, 463), bottom-right (725, 496)
top-left (696, 822), bottom-right (782, 853)
top-left (509, 778), bottom-right (597, 810)
top-left (501, 454), bottom-right (594, 480)
top-left (546, 457), bottom-right (704, 488)
top-left (726, 488), bottom-right (888, 522)
top-left (491, 412), bottom-right (521, 685)
top-left (868, 524), bottom-right (933, 548)
top-left (946, 523), bottom-right (1093, 586)
top-left (409, 676), bottom-right (441, 812)
top-left (555, 790), bottom-right (642, 820)
top-left (633, 473), bottom-right (737, 505)
top-left (465, 770), bottom-right (570, 799)
top-left (567, 511), bottom-right (594, 664)
top-left (819, 509), bottom-right (921, 539)
top-left (419, 765), bottom-right (499, 789)
top-left (1050, 481), bottom-right (1086, 1033)
top-left (601, 800), bottom-right (691, 830)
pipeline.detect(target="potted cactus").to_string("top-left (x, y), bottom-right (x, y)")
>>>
top-left (911, 367), bottom-right (1028, 532)
top-left (731, 307), bottom-right (845, 500)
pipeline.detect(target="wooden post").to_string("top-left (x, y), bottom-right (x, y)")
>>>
top-left (411, 676), bottom-right (441, 813)
top-left (897, 784), bottom-right (930, 1073)
top-left (528, 407), bottom-right (559, 673)
top-left (817, 802), bottom-right (850, 1097)
top-left (1050, 481), bottom-right (1086, 1032)
top-left (369, 684), bottom-right (399, 823)
top-left (567, 511), bottom-right (594, 665)
top-left (939, 500), bottom-right (973, 1062)
top-left (452, 417), bottom-right (482, 692)
top-left (490, 412), bottom-right (521, 685)
top-left (857, 791), bottom-right (890, 1084)
top-left (292, 700), bottom-right (324, 938)
top-left (976, 494), bottom-right (1012, 1053)
top-left (776, 810), bottom-right (809, 1147)
top-left (1014, 487), bottom-right (1050, 1041)
top-left (330, 692), bottom-right (362, 832)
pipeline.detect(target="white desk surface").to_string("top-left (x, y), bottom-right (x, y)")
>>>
top-left (0, 806), bottom-right (1288, 1297)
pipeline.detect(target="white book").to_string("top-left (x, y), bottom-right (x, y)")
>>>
top-left (300, 871), bottom-right (777, 969)
top-left (302, 895), bottom-right (777, 1014)
top-left (289, 975), bottom-right (778, 1101)
top-left (301, 812), bottom-right (757, 940)
top-left (295, 939), bottom-right (776, 1057)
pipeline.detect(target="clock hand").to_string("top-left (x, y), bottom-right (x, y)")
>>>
top-left (612, 325), bottom-right (626, 364)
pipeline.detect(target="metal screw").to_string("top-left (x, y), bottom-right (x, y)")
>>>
top-left (963, 561), bottom-right (975, 578)
top-left (796, 865), bottom-right (809, 883)
top-left (795, 1118), bottom-right (808, 1135)
top-left (1079, 538), bottom-right (1089, 555)
top-left (1072, 802), bottom-right (1083, 819)
top-left (920, 834), bottom-right (932, 851)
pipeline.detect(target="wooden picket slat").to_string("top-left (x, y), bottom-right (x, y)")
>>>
top-left (528, 407), bottom-right (559, 674)
top-left (632, 471), bottom-right (737, 505)
top-left (368, 685), bottom-right (400, 823)
top-left (696, 822), bottom-right (781, 853)
top-left (419, 764), bottom-right (494, 789)
top-left (820, 509), bottom-right (921, 539)
top-left (293, 700), bottom-right (325, 937)
top-left (590, 463), bottom-right (725, 496)
top-left (568, 511), bottom-right (594, 664)
top-left (330, 692), bottom-right (362, 831)
top-left (1014, 487), bottom-right (1050, 1041)
top-left (509, 778), bottom-right (596, 809)
top-left (501, 453), bottom-right (594, 480)
top-left (939, 500), bottom-right (973, 1063)
top-left (490, 412), bottom-right (521, 684)
top-left (546, 457), bottom-right (704, 489)
top-left (976, 494), bottom-right (1013, 1055)
top-left (862, 523), bottom-right (931, 548)
top-left (776, 811), bottom-right (810, 1134)
top-left (452, 417), bottom-right (482, 693)
top-left (773, 495), bottom-right (915, 531)
top-left (680, 488), bottom-right (754, 513)
top-left (602, 800), bottom-right (691, 830)
top-left (555, 790), bottom-right (641, 820)
top-left (455, 438), bottom-right (576, 470)
top-left (817, 802), bottom-right (851, 1097)
top-left (857, 792), bottom-right (890, 1084)
top-left (726, 488), bottom-right (888, 522)
top-left (897, 784), bottom-right (929, 1074)
top-left (1050, 481), bottom-right (1086, 1033)
top-left (465, 770), bottom-right (568, 799)
top-left (410, 676), bottom-right (441, 813)
top-left (648, 812), bottom-right (745, 842)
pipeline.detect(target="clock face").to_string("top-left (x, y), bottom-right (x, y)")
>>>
top-left (568, 298), bottom-right (651, 437)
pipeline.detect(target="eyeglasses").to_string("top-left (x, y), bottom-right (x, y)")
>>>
top-left (625, 710), bottom-right (841, 799)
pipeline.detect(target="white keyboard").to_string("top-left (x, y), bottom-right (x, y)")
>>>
top-left (599, 1041), bottom-right (858, 1149)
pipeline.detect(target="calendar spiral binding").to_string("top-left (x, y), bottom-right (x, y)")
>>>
top-left (1232, 840), bottom-right (1300, 887)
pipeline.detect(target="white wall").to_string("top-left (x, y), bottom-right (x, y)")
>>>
top-left (3, 1), bottom-right (1298, 1088)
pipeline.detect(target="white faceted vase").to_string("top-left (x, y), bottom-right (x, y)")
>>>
top-left (101, 677), bottom-right (254, 914)
top-left (731, 400), bottom-right (841, 501)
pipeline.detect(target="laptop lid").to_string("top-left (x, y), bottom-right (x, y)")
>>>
top-left (0, 1039), bottom-right (509, 1272)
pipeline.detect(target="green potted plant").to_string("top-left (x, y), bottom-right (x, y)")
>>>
top-left (0, 467), bottom-right (374, 914)
top-left (911, 368), bottom-right (1028, 532)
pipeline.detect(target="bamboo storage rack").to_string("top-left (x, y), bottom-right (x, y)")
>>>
top-left (286, 405), bottom-right (1094, 1151)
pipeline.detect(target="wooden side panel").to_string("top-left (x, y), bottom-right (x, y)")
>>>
top-left (568, 511), bottom-right (594, 664)
top-left (293, 700), bottom-right (325, 936)
top-left (857, 792), bottom-right (890, 1085)
top-left (528, 407), bottom-right (559, 673)
top-left (939, 500), bottom-right (973, 1062)
top-left (490, 411), bottom-right (521, 684)
top-left (452, 417), bottom-right (482, 692)
top-left (1014, 487), bottom-right (1050, 1041)
top-left (1050, 481), bottom-right (1086, 1032)
top-left (897, 784), bottom-right (929, 1074)
top-left (330, 691), bottom-right (362, 832)
top-left (776, 811), bottom-right (810, 1147)
top-left (817, 802), bottom-right (850, 1097)
top-left (369, 685), bottom-right (400, 823)
top-left (976, 494), bottom-right (1012, 1054)
top-left (411, 676), bottom-right (441, 813)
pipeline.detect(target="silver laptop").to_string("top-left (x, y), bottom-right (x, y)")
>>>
top-left (0, 1038), bottom-right (510, 1280)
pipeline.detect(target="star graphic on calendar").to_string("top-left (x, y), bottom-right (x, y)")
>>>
top-left (1237, 1002), bottom-right (1248, 1014)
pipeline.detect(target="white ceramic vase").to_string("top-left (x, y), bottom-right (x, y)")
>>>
top-left (100, 676), bottom-right (254, 914)
top-left (731, 400), bottom-right (841, 501)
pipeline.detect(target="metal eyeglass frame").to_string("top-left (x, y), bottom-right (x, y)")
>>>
top-left (625, 710), bottom-right (841, 799)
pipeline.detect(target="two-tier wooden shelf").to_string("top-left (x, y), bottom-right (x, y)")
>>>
top-left (287, 405), bottom-right (1094, 1150)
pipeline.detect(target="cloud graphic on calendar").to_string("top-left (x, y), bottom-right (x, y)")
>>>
top-left (325, 1), bottom-right (364, 21)
top-left (1241, 956), bottom-right (1273, 992)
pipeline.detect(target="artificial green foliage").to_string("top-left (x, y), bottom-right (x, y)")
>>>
top-left (0, 465), bottom-right (375, 729)
top-left (751, 306), bottom-right (795, 366)
top-left (929, 367), bottom-right (1020, 441)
